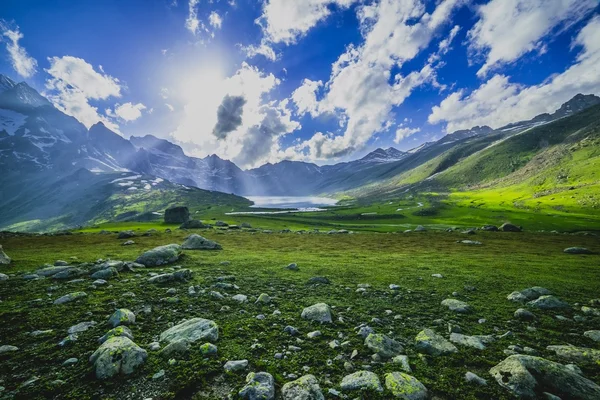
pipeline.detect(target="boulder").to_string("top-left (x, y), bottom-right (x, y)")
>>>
top-left (181, 234), bottom-right (222, 250)
top-left (89, 336), bottom-right (147, 379)
top-left (224, 359), bottom-right (248, 372)
top-left (54, 292), bottom-right (87, 305)
top-left (528, 295), bottom-right (569, 310)
top-left (90, 267), bottom-right (118, 280)
top-left (0, 273), bottom-right (8, 281)
top-left (449, 333), bottom-right (493, 350)
top-left (0, 345), bottom-right (19, 355)
top-left (159, 318), bottom-right (218, 344)
top-left (564, 247), bottom-right (593, 255)
top-left (481, 225), bottom-right (499, 231)
top-left (136, 244), bottom-right (182, 267)
top-left (147, 269), bottom-right (192, 284)
top-left (35, 265), bottom-right (73, 277)
top-left (98, 326), bottom-right (134, 344)
top-left (364, 333), bottom-right (404, 359)
top-left (489, 354), bottom-right (600, 399)
top-left (117, 230), bottom-right (135, 239)
top-left (584, 330), bottom-right (600, 342)
top-left (282, 374), bottom-right (324, 400)
top-left (179, 220), bottom-right (208, 229)
top-left (384, 372), bottom-right (428, 399)
top-left (0, 245), bottom-right (11, 265)
top-left (307, 276), bottom-right (330, 285)
top-left (67, 321), bottom-right (97, 334)
top-left (239, 372), bottom-right (275, 400)
top-left (514, 308), bottom-right (536, 321)
top-left (108, 309), bottom-right (135, 327)
top-left (500, 223), bottom-right (522, 232)
top-left (441, 298), bottom-right (472, 313)
top-left (164, 206), bottom-right (189, 224)
top-left (301, 303), bottom-right (333, 323)
top-left (340, 370), bottom-right (383, 392)
top-left (546, 345), bottom-right (600, 364)
top-left (415, 329), bottom-right (457, 356)
top-left (52, 267), bottom-right (86, 280)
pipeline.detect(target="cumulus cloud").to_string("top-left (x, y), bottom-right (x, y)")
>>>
top-left (44, 56), bottom-right (122, 130)
top-left (241, 41), bottom-right (278, 61)
top-left (394, 126), bottom-right (421, 144)
top-left (0, 21), bottom-right (38, 78)
top-left (429, 16), bottom-right (600, 133)
top-left (291, 79), bottom-right (323, 117)
top-left (107, 102), bottom-right (147, 122)
top-left (185, 0), bottom-right (222, 39)
top-left (209, 11), bottom-right (222, 29)
top-left (468, 0), bottom-right (597, 77)
top-left (289, 0), bottom-right (465, 160)
top-left (213, 95), bottom-right (247, 139)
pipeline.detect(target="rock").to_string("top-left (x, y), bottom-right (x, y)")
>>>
top-left (282, 374), bottom-right (324, 400)
top-left (340, 371), bottom-right (383, 392)
top-left (160, 340), bottom-right (190, 358)
top-left (449, 333), bottom-right (491, 350)
top-left (224, 359), bottom-right (248, 372)
top-left (307, 331), bottom-right (322, 339)
top-left (147, 269), bottom-right (192, 284)
top-left (90, 267), bottom-right (118, 280)
top-left (458, 240), bottom-right (482, 245)
top-left (307, 276), bottom-right (330, 285)
top-left (415, 329), bottom-right (458, 356)
top-left (232, 294), bottom-right (248, 303)
top-left (584, 330), bottom-right (600, 342)
top-left (564, 247), bottom-right (592, 254)
top-left (489, 354), bottom-right (600, 399)
top-left (284, 326), bottom-right (300, 336)
top-left (92, 279), bottom-right (107, 286)
top-left (239, 372), bottom-right (275, 400)
top-left (54, 260), bottom-right (69, 266)
top-left (52, 267), bottom-right (86, 280)
top-left (67, 321), bottom-right (97, 334)
top-left (136, 244), bottom-right (182, 267)
top-left (384, 372), bottom-right (428, 399)
top-left (199, 342), bottom-right (218, 355)
top-left (89, 336), bottom-right (147, 379)
top-left (581, 306), bottom-right (600, 316)
top-left (364, 333), bottom-right (404, 359)
top-left (159, 318), bottom-right (218, 344)
top-left (0, 245), bottom-right (11, 265)
top-left (515, 308), bottom-right (536, 321)
top-left (301, 303), bottom-right (333, 323)
top-left (482, 225), bottom-right (499, 231)
top-left (528, 295), bottom-right (569, 309)
top-left (414, 225), bottom-right (426, 232)
top-left (181, 234), bottom-right (222, 250)
top-left (98, 326), bottom-right (134, 343)
top-left (546, 345), bottom-right (600, 364)
top-left (164, 206), bottom-right (189, 224)
top-left (255, 293), bottom-right (271, 304)
top-left (441, 298), bottom-right (472, 313)
top-left (0, 273), bottom-right (8, 281)
top-left (117, 230), bottom-right (135, 239)
top-left (500, 223), bottom-right (521, 232)
top-left (122, 240), bottom-right (135, 246)
top-left (286, 263), bottom-right (299, 271)
top-left (152, 370), bottom-right (165, 380)
top-left (108, 309), bottom-right (136, 327)
top-left (180, 220), bottom-right (209, 229)
top-left (62, 357), bottom-right (78, 366)
top-left (0, 345), bottom-right (19, 355)
top-left (215, 220), bottom-right (228, 227)
top-left (465, 371), bottom-right (487, 386)
top-left (53, 292), bottom-right (87, 305)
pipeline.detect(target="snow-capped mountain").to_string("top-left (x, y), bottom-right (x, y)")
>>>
top-left (359, 147), bottom-right (407, 163)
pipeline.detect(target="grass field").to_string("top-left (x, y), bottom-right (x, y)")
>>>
top-left (1, 228), bottom-right (599, 399)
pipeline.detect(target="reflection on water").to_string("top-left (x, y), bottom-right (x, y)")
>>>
top-left (247, 196), bottom-right (338, 209)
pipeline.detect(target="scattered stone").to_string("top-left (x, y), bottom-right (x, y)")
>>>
top-left (340, 370), bottom-right (383, 392)
top-left (564, 247), bottom-right (592, 254)
top-left (108, 309), bottom-right (136, 327)
top-left (465, 372), bottom-right (487, 386)
top-left (232, 294), bottom-right (248, 303)
top-left (286, 263), bottom-right (299, 271)
top-left (98, 326), bottom-right (134, 344)
top-left (159, 318), bottom-right (218, 344)
top-left (92, 279), bottom-right (107, 286)
top-left (431, 274), bottom-right (444, 278)
top-left (0, 345), bottom-right (19, 355)
top-left (181, 234), bottom-right (222, 250)
top-left (0, 245), bottom-right (11, 265)
top-left (152, 370), bottom-right (165, 380)
top-left (180, 220), bottom-right (209, 229)
top-left (546, 345), bottom-right (600, 364)
top-left (122, 240), bottom-right (135, 246)
top-left (458, 240), bottom-right (482, 245)
top-left (136, 244), bottom-right (182, 267)
top-left (239, 372), bottom-right (275, 400)
top-left (90, 267), bottom-right (118, 280)
top-left (449, 333), bottom-right (491, 350)
top-left (148, 269), bottom-right (193, 284)
top-left (282, 374), bottom-right (324, 400)
top-left (489, 354), bottom-right (600, 399)
top-left (224, 359), bottom-right (248, 372)
top-left (200, 342), bottom-right (218, 356)
top-left (482, 225), bottom-right (499, 231)
top-left (415, 329), bottom-right (458, 356)
top-left (584, 330), bottom-right (600, 342)
top-left (284, 326), bottom-right (300, 336)
top-left (384, 372), bottom-right (428, 399)
top-left (0, 273), bottom-right (8, 281)
top-left (414, 225), bottom-right (426, 232)
top-left (441, 298), bottom-right (472, 313)
top-left (301, 303), bottom-right (333, 323)
top-left (500, 223), bottom-right (521, 232)
top-left (164, 206), bottom-right (189, 224)
top-left (514, 308), bottom-right (536, 321)
top-left (67, 321), bottom-right (97, 334)
top-left (364, 333), bottom-right (404, 359)
top-left (307, 331), bottom-right (322, 339)
top-left (117, 231), bottom-right (135, 239)
top-left (307, 276), bottom-right (330, 285)
top-left (54, 292), bottom-right (87, 305)
top-left (62, 358), bottom-right (78, 366)
top-left (528, 295), bottom-right (569, 310)
top-left (581, 306), bottom-right (600, 316)
top-left (255, 293), bottom-right (271, 304)
top-left (89, 337), bottom-right (147, 379)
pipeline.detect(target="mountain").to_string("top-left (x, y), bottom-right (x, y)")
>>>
top-left (360, 147), bottom-right (407, 162)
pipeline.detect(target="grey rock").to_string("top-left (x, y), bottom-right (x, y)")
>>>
top-left (98, 326), bottom-right (134, 344)
top-left (282, 374), bottom-right (324, 400)
top-left (584, 330), bottom-right (600, 342)
top-left (0, 273), bottom-right (8, 281)
top-left (117, 230), bottom-right (135, 239)
top-left (232, 294), bottom-right (248, 303)
top-left (90, 267), bottom-right (118, 280)
top-left (515, 308), bottom-right (536, 321)
top-left (364, 333), bottom-right (404, 359)
top-left (301, 303), bottom-right (332, 323)
top-left (224, 359), bottom-right (248, 372)
top-left (441, 298), bottom-right (472, 313)
top-left (528, 295), bottom-right (569, 310)
top-left (181, 234), bottom-right (222, 250)
top-left (415, 329), bottom-right (458, 356)
top-left (0, 345), bottom-right (19, 355)
top-left (255, 293), bottom-right (271, 304)
top-left (564, 247), bottom-right (592, 254)
top-left (0, 245), bottom-right (11, 265)
top-left (164, 206), bottom-right (189, 224)
top-left (136, 244), bottom-right (182, 267)
top-left (67, 321), bottom-right (97, 334)
top-left (108, 309), bottom-right (135, 327)
top-left (53, 292), bottom-right (87, 305)
top-left (239, 371), bottom-right (275, 400)
top-left (62, 357), bottom-right (78, 366)
top-left (159, 318), bottom-right (218, 344)
top-left (384, 372), bottom-right (428, 399)
top-left (340, 370), bottom-right (383, 392)
top-left (500, 223), bottom-right (521, 232)
top-left (286, 263), bottom-right (299, 271)
top-left (89, 336), bottom-right (147, 379)
top-left (546, 345), bottom-right (600, 364)
top-left (449, 333), bottom-right (490, 350)
top-left (148, 269), bottom-right (193, 284)
top-left (307, 276), bottom-right (330, 285)
top-left (465, 372), bottom-right (487, 386)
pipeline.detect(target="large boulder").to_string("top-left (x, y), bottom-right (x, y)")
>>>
top-left (34, 265), bottom-right (73, 277)
top-left (441, 298), bottom-right (472, 313)
top-left (340, 370), bottom-right (383, 392)
top-left (0, 245), bottom-right (11, 265)
top-left (301, 303), bottom-right (333, 323)
top-left (108, 309), bottom-right (136, 328)
top-left (282, 374), bottom-right (324, 400)
top-left (415, 329), bottom-right (457, 356)
top-left (181, 234), bottom-right (222, 250)
top-left (180, 220), bottom-right (209, 229)
top-left (90, 267), bottom-right (118, 280)
top-left (164, 206), bottom-right (189, 224)
top-left (89, 336), bottom-right (147, 379)
top-left (528, 295), bottom-right (569, 310)
top-left (564, 247), bottom-right (593, 255)
top-left (489, 354), bottom-right (600, 399)
top-left (365, 334), bottom-right (404, 359)
top-left (500, 223), bottom-right (522, 232)
top-left (159, 318), bottom-right (218, 344)
top-left (135, 244), bottom-right (182, 267)
top-left (546, 345), bottom-right (600, 364)
top-left (384, 372), bottom-right (428, 399)
top-left (147, 269), bottom-right (192, 284)
top-left (239, 372), bottom-right (275, 400)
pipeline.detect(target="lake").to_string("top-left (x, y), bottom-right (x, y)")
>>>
top-left (247, 196), bottom-right (338, 209)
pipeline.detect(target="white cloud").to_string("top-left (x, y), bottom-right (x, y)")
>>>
top-left (108, 102), bottom-right (147, 122)
top-left (0, 21), bottom-right (38, 78)
top-left (165, 103), bottom-right (175, 112)
top-left (171, 62), bottom-right (301, 168)
top-left (209, 11), bottom-right (222, 29)
top-left (289, 0), bottom-right (465, 161)
top-left (241, 41), bottom-right (278, 61)
top-left (429, 16), bottom-right (600, 132)
top-left (256, 0), bottom-right (358, 45)
top-left (394, 126), bottom-right (420, 143)
top-left (468, 0), bottom-right (597, 77)
top-left (44, 56), bottom-right (122, 130)
top-left (291, 79), bottom-right (322, 117)
top-left (185, 0), bottom-right (203, 34)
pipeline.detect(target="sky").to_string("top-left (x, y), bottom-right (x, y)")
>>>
top-left (1, 0), bottom-right (599, 169)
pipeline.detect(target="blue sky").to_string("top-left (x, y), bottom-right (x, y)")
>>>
top-left (1, 0), bottom-right (599, 168)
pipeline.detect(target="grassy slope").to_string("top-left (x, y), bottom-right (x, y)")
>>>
top-left (0, 230), bottom-right (599, 399)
